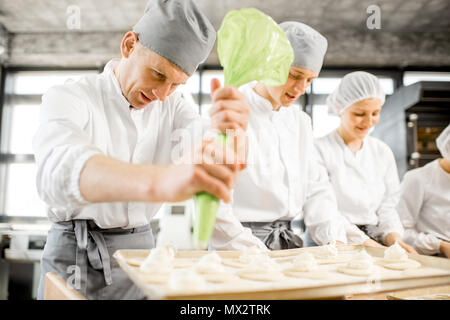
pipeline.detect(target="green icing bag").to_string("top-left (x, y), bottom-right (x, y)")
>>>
top-left (193, 8), bottom-right (294, 250)
top-left (218, 8), bottom-right (294, 87)
top-left (193, 133), bottom-right (227, 250)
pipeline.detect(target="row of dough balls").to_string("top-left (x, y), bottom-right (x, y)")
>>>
top-left (128, 242), bottom-right (421, 291)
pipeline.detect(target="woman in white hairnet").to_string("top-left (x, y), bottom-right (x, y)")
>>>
top-left (210, 22), bottom-right (348, 251)
top-left (397, 124), bottom-right (450, 258)
top-left (314, 71), bottom-right (417, 253)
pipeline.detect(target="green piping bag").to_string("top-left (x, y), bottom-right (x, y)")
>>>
top-left (193, 8), bottom-right (294, 250)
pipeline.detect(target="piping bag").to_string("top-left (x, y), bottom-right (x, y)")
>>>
top-left (192, 8), bottom-right (294, 250)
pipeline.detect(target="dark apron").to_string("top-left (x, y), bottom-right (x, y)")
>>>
top-left (356, 224), bottom-right (383, 243)
top-left (37, 220), bottom-right (154, 300)
top-left (242, 220), bottom-right (303, 250)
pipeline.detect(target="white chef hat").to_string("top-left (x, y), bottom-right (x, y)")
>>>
top-left (279, 21), bottom-right (328, 73)
top-left (436, 124), bottom-right (450, 159)
top-left (133, 0), bottom-right (216, 76)
top-left (327, 71), bottom-right (386, 115)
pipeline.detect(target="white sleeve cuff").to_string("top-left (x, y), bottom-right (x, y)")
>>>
top-left (309, 221), bottom-right (347, 245)
top-left (414, 233), bottom-right (442, 255)
top-left (211, 202), bottom-right (268, 251)
top-left (68, 150), bottom-right (101, 206)
top-left (212, 227), bottom-right (268, 251)
top-left (346, 223), bottom-right (370, 245)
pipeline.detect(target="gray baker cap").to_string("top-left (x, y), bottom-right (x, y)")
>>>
top-left (280, 21), bottom-right (328, 73)
top-left (133, 0), bottom-right (216, 76)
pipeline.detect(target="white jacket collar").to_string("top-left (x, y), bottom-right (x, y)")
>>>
top-left (240, 81), bottom-right (275, 115)
top-left (102, 59), bottom-right (131, 110)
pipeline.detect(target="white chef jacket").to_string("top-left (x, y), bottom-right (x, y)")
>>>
top-left (314, 129), bottom-right (405, 244)
top-left (211, 81), bottom-right (347, 250)
top-left (32, 59), bottom-right (207, 229)
top-left (397, 159), bottom-right (450, 255)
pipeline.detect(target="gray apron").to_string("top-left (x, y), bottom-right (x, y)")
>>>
top-left (37, 220), bottom-right (154, 300)
top-left (242, 221), bottom-right (303, 250)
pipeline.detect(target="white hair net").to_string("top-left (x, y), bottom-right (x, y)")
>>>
top-left (280, 21), bottom-right (328, 73)
top-left (436, 124), bottom-right (450, 159)
top-left (327, 71), bottom-right (386, 115)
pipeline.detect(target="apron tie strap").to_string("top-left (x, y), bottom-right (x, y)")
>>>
top-left (73, 220), bottom-right (114, 295)
top-left (73, 220), bottom-right (89, 296)
top-left (243, 221), bottom-right (303, 250)
top-left (89, 231), bottom-right (113, 285)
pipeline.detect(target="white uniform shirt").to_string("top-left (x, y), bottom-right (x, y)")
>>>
top-left (33, 59), bottom-right (206, 229)
top-left (397, 159), bottom-right (450, 255)
top-left (211, 82), bottom-right (347, 250)
top-left (314, 130), bottom-right (404, 244)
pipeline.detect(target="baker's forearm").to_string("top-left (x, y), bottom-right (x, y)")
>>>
top-left (79, 154), bottom-right (154, 203)
top-left (78, 146), bottom-right (237, 204)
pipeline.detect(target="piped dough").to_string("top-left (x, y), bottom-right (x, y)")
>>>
top-left (377, 242), bottom-right (421, 270)
top-left (337, 249), bottom-right (377, 277)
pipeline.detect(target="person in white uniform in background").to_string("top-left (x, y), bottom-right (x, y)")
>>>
top-left (33, 0), bottom-right (250, 299)
top-left (315, 71), bottom-right (417, 253)
top-left (211, 22), bottom-right (348, 251)
top-left (397, 124), bottom-right (450, 258)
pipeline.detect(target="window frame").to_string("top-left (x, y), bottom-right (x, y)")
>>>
top-left (1, 64), bottom-right (450, 222)
top-left (0, 66), bottom-right (102, 221)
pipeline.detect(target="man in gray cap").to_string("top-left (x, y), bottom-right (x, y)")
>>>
top-left (211, 21), bottom-right (348, 251)
top-left (34, 0), bottom-right (249, 299)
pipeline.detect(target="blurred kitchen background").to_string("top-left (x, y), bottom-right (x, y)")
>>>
top-left (0, 0), bottom-right (449, 299)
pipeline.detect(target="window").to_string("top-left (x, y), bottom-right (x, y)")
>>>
top-left (379, 78), bottom-right (394, 95)
top-left (177, 70), bottom-right (225, 117)
top-left (403, 72), bottom-right (450, 86)
top-left (312, 105), bottom-right (340, 138)
top-left (3, 163), bottom-right (46, 216)
top-left (178, 71), bottom-right (200, 114)
top-left (0, 68), bottom-right (404, 218)
top-left (0, 69), bottom-right (98, 218)
top-left (201, 70), bottom-right (225, 94)
top-left (11, 71), bottom-right (94, 95)
top-left (312, 78), bottom-right (340, 94)
top-left (2, 104), bottom-right (40, 154)
top-left (312, 77), bottom-right (394, 95)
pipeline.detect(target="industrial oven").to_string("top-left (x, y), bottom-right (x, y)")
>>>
top-left (372, 81), bottom-right (450, 178)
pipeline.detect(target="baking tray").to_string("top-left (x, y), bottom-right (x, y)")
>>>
top-left (113, 245), bottom-right (450, 300)
top-left (386, 285), bottom-right (450, 300)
